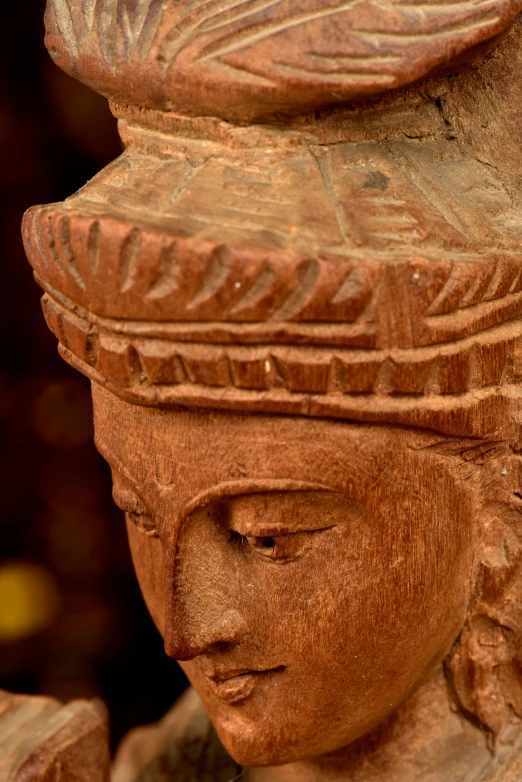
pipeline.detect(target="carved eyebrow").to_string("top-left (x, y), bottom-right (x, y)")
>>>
top-left (225, 492), bottom-right (361, 536)
top-left (181, 479), bottom-right (337, 520)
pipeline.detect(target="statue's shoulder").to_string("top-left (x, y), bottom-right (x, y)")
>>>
top-left (113, 688), bottom-right (240, 782)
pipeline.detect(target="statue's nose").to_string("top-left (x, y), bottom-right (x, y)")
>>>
top-left (162, 507), bottom-right (248, 662)
top-left (164, 608), bottom-right (248, 661)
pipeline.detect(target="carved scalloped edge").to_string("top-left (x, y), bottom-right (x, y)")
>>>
top-left (23, 203), bottom-right (522, 351)
top-left (23, 203), bottom-right (384, 338)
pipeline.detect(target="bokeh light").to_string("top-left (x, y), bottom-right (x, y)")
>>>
top-left (0, 562), bottom-right (59, 642)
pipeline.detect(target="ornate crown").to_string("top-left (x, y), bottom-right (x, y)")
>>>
top-left (22, 2), bottom-right (522, 440)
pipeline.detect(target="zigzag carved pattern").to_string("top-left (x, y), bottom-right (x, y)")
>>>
top-left (42, 293), bottom-right (522, 401)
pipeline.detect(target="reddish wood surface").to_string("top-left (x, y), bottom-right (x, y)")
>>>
top-left (0, 690), bottom-right (110, 781)
top-left (44, 0), bottom-right (521, 120)
top-left (16, 1), bottom-right (522, 779)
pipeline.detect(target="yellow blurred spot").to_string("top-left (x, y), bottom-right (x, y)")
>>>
top-left (0, 563), bottom-right (59, 642)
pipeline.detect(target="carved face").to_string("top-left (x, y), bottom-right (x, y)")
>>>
top-left (92, 385), bottom-right (476, 767)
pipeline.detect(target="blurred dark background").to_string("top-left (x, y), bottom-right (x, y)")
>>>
top-left (0, 0), bottom-right (187, 751)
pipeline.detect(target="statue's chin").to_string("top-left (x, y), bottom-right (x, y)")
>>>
top-left (217, 730), bottom-right (299, 769)
top-left (208, 710), bottom-right (299, 767)
top-left (211, 710), bottom-right (359, 769)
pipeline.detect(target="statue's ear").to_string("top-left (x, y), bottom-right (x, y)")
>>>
top-left (445, 489), bottom-right (522, 745)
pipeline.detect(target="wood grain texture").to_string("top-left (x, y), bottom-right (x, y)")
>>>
top-left (19, 5), bottom-right (522, 782)
top-left (94, 392), bottom-right (522, 781)
top-left (43, 0), bottom-right (522, 120)
top-left (0, 691), bottom-right (110, 782)
top-left (21, 26), bottom-right (522, 438)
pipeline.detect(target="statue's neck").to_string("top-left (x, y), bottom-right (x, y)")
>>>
top-left (112, 86), bottom-right (443, 153)
top-left (243, 668), bottom-right (494, 782)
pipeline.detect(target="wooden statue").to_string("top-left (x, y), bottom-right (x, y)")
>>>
top-left (0, 690), bottom-right (110, 780)
top-left (14, 0), bottom-right (522, 779)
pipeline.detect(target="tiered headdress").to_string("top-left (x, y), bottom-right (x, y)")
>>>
top-left (23, 0), bottom-right (522, 439)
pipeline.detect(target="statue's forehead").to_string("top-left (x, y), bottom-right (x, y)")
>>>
top-left (94, 388), bottom-right (365, 479)
top-left (92, 386), bottom-right (450, 516)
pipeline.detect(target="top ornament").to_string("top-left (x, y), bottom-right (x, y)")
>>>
top-left (45, 0), bottom-right (522, 120)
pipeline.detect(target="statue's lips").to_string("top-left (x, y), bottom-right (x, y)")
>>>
top-left (205, 666), bottom-right (285, 705)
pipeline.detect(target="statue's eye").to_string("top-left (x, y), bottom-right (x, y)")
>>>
top-left (233, 531), bottom-right (315, 562)
top-left (246, 535), bottom-right (276, 552)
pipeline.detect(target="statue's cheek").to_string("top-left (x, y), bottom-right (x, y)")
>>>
top-left (126, 516), bottom-right (165, 637)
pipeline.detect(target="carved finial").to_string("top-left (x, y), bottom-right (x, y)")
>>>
top-left (22, 17), bottom-right (522, 439)
top-left (45, 0), bottom-right (522, 119)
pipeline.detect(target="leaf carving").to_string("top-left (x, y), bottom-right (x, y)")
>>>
top-left (83, 0), bottom-right (97, 32)
top-left (50, 0), bottom-right (79, 57)
top-left (120, 0), bottom-right (153, 58)
top-left (138, 0), bottom-right (169, 60)
top-left (119, 227), bottom-right (142, 293)
top-left (157, 0), bottom-right (279, 72)
top-left (50, 0), bottom-right (517, 110)
top-left (97, 0), bottom-right (118, 69)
